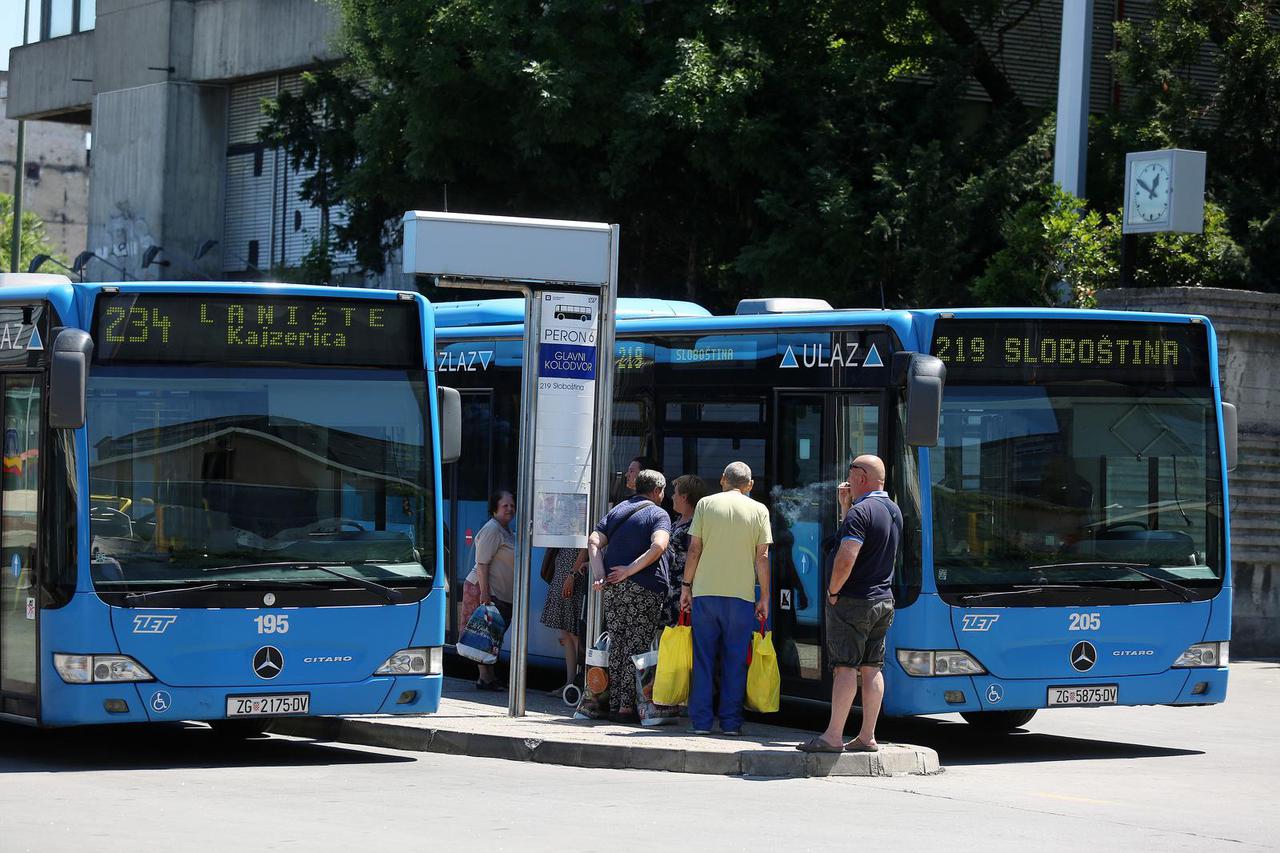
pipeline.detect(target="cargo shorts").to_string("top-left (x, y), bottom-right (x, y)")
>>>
top-left (826, 598), bottom-right (895, 669)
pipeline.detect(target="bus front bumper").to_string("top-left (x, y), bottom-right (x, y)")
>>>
top-left (40, 674), bottom-right (443, 726)
top-left (885, 667), bottom-right (1229, 716)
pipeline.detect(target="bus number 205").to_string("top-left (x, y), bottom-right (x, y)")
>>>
top-left (1068, 612), bottom-right (1101, 631)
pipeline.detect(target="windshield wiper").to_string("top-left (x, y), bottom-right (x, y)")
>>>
top-left (201, 561), bottom-right (404, 603)
top-left (123, 579), bottom-right (319, 606)
top-left (959, 584), bottom-right (1097, 605)
top-left (1028, 561), bottom-right (1197, 603)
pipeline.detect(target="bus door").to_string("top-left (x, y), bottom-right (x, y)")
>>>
top-left (444, 389), bottom-right (495, 640)
top-left (773, 391), bottom-right (880, 697)
top-left (0, 370), bottom-right (43, 718)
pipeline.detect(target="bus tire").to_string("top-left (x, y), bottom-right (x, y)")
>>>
top-left (960, 709), bottom-right (1036, 732)
top-left (208, 719), bottom-right (273, 739)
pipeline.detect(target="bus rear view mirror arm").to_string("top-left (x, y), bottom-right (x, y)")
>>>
top-left (893, 351), bottom-right (946, 447)
top-left (439, 385), bottom-right (462, 464)
top-left (49, 328), bottom-right (93, 430)
top-left (1221, 401), bottom-right (1238, 473)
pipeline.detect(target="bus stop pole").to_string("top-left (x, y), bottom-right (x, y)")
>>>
top-left (584, 226), bottom-right (620, 649)
top-left (509, 288), bottom-right (543, 717)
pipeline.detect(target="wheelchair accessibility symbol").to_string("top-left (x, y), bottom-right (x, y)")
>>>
top-left (986, 684), bottom-right (1004, 704)
top-left (150, 691), bottom-right (172, 713)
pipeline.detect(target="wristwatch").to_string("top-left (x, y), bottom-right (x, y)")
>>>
top-left (681, 581), bottom-right (693, 588)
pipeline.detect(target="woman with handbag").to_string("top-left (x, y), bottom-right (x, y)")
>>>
top-left (539, 546), bottom-right (587, 696)
top-left (459, 489), bottom-right (517, 691)
top-left (587, 469), bottom-right (671, 723)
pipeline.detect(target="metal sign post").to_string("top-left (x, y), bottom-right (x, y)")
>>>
top-left (402, 211), bottom-right (618, 717)
top-left (586, 233), bottom-right (620, 647)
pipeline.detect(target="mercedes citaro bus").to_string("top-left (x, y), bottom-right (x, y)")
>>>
top-left (434, 296), bottom-right (1234, 730)
top-left (0, 274), bottom-right (459, 732)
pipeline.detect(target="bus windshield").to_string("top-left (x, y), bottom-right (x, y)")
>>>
top-left (86, 367), bottom-right (433, 591)
top-left (928, 385), bottom-right (1225, 595)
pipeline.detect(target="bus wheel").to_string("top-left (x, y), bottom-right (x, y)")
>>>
top-left (960, 710), bottom-right (1036, 732)
top-left (208, 719), bottom-right (272, 739)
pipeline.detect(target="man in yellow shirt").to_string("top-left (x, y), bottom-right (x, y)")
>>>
top-left (678, 461), bottom-right (771, 735)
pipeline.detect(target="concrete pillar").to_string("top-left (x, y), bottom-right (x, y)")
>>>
top-left (1096, 287), bottom-right (1280, 656)
top-left (87, 82), bottom-right (226, 281)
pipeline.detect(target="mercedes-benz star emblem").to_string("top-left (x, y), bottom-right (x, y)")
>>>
top-left (263, 592), bottom-right (276, 606)
top-left (1070, 640), bottom-right (1097, 673)
top-left (253, 645), bottom-right (284, 680)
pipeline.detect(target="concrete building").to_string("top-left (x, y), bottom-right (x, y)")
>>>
top-left (5, 0), bottom-right (348, 281)
top-left (1, 71), bottom-right (90, 264)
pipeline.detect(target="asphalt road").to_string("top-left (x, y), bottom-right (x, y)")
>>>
top-left (1, 661), bottom-right (1275, 852)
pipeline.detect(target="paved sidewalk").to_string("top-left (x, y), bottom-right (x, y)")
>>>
top-left (274, 677), bottom-right (941, 778)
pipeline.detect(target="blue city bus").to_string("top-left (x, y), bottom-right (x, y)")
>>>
top-left (0, 275), bottom-right (458, 731)
top-left (434, 297), bottom-right (1234, 730)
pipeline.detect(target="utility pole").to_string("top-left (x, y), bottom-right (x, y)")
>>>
top-left (1053, 0), bottom-right (1094, 198)
top-left (9, 1), bottom-right (31, 272)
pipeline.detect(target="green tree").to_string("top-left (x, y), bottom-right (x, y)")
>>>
top-left (263, 1), bottom-right (1055, 310)
top-left (1098, 0), bottom-right (1280, 291)
top-left (975, 186), bottom-right (1243, 306)
top-left (0, 193), bottom-right (63, 274)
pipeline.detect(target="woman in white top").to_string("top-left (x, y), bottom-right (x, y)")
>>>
top-left (459, 490), bottom-right (516, 690)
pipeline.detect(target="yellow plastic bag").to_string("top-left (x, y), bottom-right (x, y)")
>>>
top-left (653, 612), bottom-right (693, 706)
top-left (745, 624), bottom-right (780, 713)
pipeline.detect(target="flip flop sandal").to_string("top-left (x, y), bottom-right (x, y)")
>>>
top-left (796, 736), bottom-right (844, 754)
top-left (844, 739), bottom-right (880, 752)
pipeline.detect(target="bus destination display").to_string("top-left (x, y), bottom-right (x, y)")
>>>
top-left (930, 318), bottom-right (1209, 384)
top-left (94, 294), bottom-right (420, 367)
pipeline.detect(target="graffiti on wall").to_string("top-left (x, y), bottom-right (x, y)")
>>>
top-left (91, 202), bottom-right (155, 276)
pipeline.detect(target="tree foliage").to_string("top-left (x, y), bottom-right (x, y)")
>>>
top-left (264, 0), bottom-right (1056, 309)
top-left (0, 193), bottom-right (63, 274)
top-left (975, 186), bottom-right (1242, 307)
top-left (1097, 0), bottom-right (1280, 291)
top-left (263, 0), bottom-right (1278, 308)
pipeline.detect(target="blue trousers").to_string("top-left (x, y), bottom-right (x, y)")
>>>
top-left (690, 595), bottom-right (756, 732)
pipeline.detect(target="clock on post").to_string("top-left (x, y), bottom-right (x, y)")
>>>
top-left (1119, 148), bottom-right (1207, 287)
top-left (1122, 148), bottom-right (1207, 235)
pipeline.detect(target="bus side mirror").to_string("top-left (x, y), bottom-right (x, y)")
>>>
top-left (49, 328), bottom-right (93, 429)
top-left (1221, 401), bottom-right (1238, 473)
top-left (438, 385), bottom-right (462, 464)
top-left (893, 352), bottom-right (946, 447)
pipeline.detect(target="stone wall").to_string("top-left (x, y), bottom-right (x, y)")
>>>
top-left (1096, 287), bottom-right (1280, 657)
top-left (0, 72), bottom-right (90, 261)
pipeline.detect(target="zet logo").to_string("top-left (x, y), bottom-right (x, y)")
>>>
top-left (133, 614), bottom-right (178, 634)
top-left (961, 613), bottom-right (1000, 632)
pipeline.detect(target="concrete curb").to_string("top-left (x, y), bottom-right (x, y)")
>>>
top-left (272, 717), bottom-right (943, 778)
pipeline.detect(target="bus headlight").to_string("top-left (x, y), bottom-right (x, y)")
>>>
top-left (375, 647), bottom-right (442, 676)
top-left (896, 649), bottom-right (987, 677)
top-left (1173, 642), bottom-right (1228, 668)
top-left (54, 654), bottom-right (154, 683)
